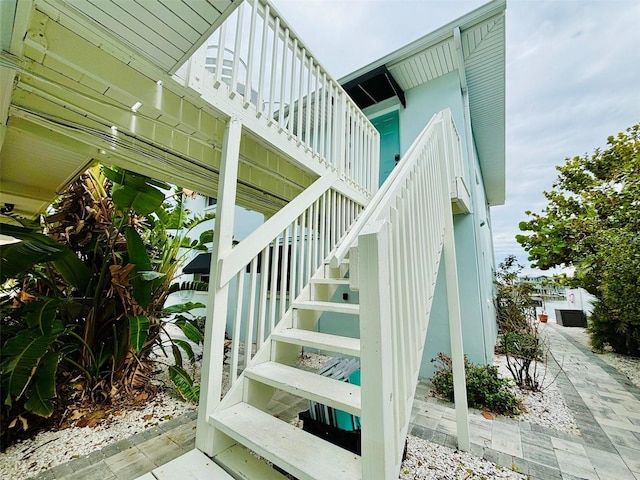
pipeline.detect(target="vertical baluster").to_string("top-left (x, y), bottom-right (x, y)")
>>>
top-left (279, 225), bottom-right (290, 318)
top-left (305, 56), bottom-right (313, 149)
top-left (244, 257), bottom-right (258, 370)
top-left (230, 2), bottom-right (245, 98)
top-left (319, 191), bottom-right (327, 260)
top-left (389, 206), bottom-right (404, 437)
top-left (297, 211), bottom-right (306, 294)
top-left (256, 2), bottom-right (270, 116)
top-left (288, 39), bottom-right (298, 136)
top-left (244, 0), bottom-right (258, 108)
top-left (268, 16), bottom-right (279, 121)
top-left (289, 217), bottom-right (299, 300)
top-left (309, 201), bottom-right (318, 277)
top-left (319, 73), bottom-right (327, 162)
top-left (306, 203), bottom-right (314, 284)
top-left (230, 270), bottom-right (244, 385)
top-left (313, 65), bottom-right (320, 156)
top-left (268, 234), bottom-right (281, 332)
top-left (257, 244), bottom-right (270, 348)
top-left (330, 189), bottom-right (337, 251)
top-left (278, 28), bottom-right (289, 130)
top-left (214, 22), bottom-right (227, 87)
top-left (296, 48), bottom-right (306, 141)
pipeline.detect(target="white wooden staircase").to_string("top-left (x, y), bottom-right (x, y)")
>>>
top-left (189, 108), bottom-right (471, 480)
top-left (209, 259), bottom-right (362, 480)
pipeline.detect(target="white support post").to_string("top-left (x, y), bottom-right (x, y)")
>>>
top-left (438, 122), bottom-right (471, 452)
top-left (358, 220), bottom-right (398, 480)
top-left (196, 118), bottom-right (243, 455)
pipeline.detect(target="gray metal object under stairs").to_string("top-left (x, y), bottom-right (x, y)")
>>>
top-left (209, 261), bottom-right (362, 480)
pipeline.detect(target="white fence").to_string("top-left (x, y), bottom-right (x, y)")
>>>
top-left (182, 0), bottom-right (379, 196)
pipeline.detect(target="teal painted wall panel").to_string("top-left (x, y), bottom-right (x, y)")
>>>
top-left (371, 110), bottom-right (400, 186)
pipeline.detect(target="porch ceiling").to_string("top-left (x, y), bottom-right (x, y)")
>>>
top-left (340, 0), bottom-right (506, 206)
top-left (62, 0), bottom-right (239, 75)
top-left (0, 0), bottom-right (317, 219)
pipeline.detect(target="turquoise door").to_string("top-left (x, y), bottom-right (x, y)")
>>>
top-left (371, 110), bottom-right (400, 186)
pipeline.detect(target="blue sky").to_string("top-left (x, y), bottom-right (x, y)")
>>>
top-left (271, 0), bottom-right (640, 274)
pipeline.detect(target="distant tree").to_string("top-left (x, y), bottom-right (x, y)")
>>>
top-left (516, 124), bottom-right (640, 355)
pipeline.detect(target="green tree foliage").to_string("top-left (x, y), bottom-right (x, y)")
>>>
top-left (517, 124), bottom-right (640, 355)
top-left (1, 166), bottom-right (212, 445)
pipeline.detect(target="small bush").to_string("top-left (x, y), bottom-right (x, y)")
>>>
top-left (430, 353), bottom-right (520, 416)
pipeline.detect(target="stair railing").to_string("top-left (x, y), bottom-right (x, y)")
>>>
top-left (196, 117), bottom-right (366, 454)
top-left (346, 109), bottom-right (471, 478)
top-left (183, 0), bottom-right (379, 197)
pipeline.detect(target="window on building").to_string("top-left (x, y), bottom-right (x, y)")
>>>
top-left (206, 196), bottom-right (217, 207)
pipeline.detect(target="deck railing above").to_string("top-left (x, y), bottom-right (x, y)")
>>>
top-left (180, 0), bottom-right (379, 197)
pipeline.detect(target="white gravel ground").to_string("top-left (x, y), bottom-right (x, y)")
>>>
top-left (494, 354), bottom-right (580, 435)
top-left (400, 436), bottom-right (525, 480)
top-left (3, 331), bottom-right (637, 480)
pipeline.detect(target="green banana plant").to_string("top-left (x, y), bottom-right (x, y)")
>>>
top-left (1, 165), bottom-right (214, 442)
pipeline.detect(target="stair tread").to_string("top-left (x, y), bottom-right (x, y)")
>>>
top-left (272, 329), bottom-right (360, 356)
top-left (310, 277), bottom-right (350, 285)
top-left (148, 449), bottom-right (234, 479)
top-left (211, 403), bottom-right (361, 480)
top-left (215, 444), bottom-right (288, 480)
top-left (245, 362), bottom-right (360, 415)
top-left (292, 300), bottom-right (359, 315)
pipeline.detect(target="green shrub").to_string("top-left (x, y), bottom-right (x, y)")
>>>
top-left (430, 353), bottom-right (520, 416)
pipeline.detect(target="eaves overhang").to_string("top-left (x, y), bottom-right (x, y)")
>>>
top-left (340, 0), bottom-right (506, 206)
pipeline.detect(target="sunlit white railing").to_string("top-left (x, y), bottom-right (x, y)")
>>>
top-left (217, 175), bottom-right (362, 386)
top-left (183, 0), bottom-right (379, 196)
top-left (347, 109), bottom-right (469, 478)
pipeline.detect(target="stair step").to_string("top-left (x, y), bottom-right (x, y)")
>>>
top-left (215, 444), bottom-right (288, 480)
top-left (272, 329), bottom-right (360, 357)
top-left (210, 403), bottom-right (361, 480)
top-left (245, 362), bottom-right (360, 416)
top-left (310, 277), bottom-right (350, 285)
top-left (145, 449), bottom-right (234, 479)
top-left (292, 300), bottom-right (359, 315)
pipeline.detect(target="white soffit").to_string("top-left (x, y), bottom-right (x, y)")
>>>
top-left (62, 0), bottom-right (239, 74)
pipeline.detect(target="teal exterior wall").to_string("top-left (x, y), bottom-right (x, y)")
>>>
top-left (364, 71), bottom-right (498, 378)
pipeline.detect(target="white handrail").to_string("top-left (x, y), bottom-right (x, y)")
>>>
top-left (354, 109), bottom-right (470, 477)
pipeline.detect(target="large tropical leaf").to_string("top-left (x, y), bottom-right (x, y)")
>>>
top-left (173, 339), bottom-right (196, 363)
top-left (174, 317), bottom-right (204, 344)
top-left (129, 315), bottom-right (150, 353)
top-left (1, 329), bottom-right (59, 401)
top-left (23, 300), bottom-right (64, 335)
top-left (23, 352), bottom-right (61, 417)
top-left (103, 166), bottom-right (170, 191)
top-left (163, 302), bottom-right (206, 314)
top-left (112, 184), bottom-right (164, 216)
top-left (0, 224), bottom-right (91, 291)
top-left (104, 167), bottom-right (167, 215)
top-left (125, 227), bottom-right (152, 308)
top-left (168, 365), bottom-right (199, 402)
